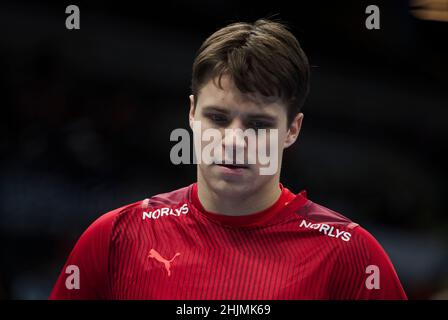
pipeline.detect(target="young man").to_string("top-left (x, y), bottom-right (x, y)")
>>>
top-left (50, 19), bottom-right (407, 299)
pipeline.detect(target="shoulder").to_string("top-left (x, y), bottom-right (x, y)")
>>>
top-left (295, 197), bottom-right (388, 257)
top-left (294, 198), bottom-right (359, 243)
top-left (86, 184), bottom-right (193, 235)
top-left (144, 184), bottom-right (192, 208)
top-left (297, 199), bottom-right (359, 230)
top-left (297, 200), bottom-right (396, 265)
top-left (75, 199), bottom-right (146, 248)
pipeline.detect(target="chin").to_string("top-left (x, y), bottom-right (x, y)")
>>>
top-left (209, 178), bottom-right (256, 197)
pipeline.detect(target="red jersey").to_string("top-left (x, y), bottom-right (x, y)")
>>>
top-left (49, 183), bottom-right (407, 299)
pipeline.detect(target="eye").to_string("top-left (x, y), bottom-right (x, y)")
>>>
top-left (247, 120), bottom-right (273, 129)
top-left (207, 113), bottom-right (228, 126)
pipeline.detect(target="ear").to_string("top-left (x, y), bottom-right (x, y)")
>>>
top-left (189, 94), bottom-right (196, 130)
top-left (284, 113), bottom-right (304, 148)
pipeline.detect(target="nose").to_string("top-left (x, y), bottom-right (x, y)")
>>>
top-left (222, 119), bottom-right (247, 163)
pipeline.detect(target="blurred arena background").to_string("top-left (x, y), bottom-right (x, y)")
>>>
top-left (0, 0), bottom-right (447, 299)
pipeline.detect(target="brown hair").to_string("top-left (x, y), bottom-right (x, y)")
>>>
top-left (191, 18), bottom-right (310, 125)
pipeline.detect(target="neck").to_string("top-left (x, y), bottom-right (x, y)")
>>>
top-left (196, 175), bottom-right (282, 216)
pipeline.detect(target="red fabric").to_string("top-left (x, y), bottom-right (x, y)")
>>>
top-left (49, 183), bottom-right (407, 300)
top-left (190, 183), bottom-right (297, 227)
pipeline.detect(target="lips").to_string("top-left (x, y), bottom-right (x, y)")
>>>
top-left (216, 163), bottom-right (248, 169)
top-left (214, 163), bottom-right (249, 175)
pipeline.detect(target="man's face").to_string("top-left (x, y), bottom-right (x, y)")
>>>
top-left (189, 75), bottom-right (302, 197)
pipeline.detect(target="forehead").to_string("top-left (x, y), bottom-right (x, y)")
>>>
top-left (196, 75), bottom-right (287, 117)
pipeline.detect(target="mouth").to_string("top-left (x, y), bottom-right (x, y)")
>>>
top-left (214, 163), bottom-right (249, 175)
top-left (215, 163), bottom-right (249, 169)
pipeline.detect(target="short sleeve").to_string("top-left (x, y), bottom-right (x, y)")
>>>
top-left (49, 210), bottom-right (116, 300)
top-left (329, 226), bottom-right (407, 300)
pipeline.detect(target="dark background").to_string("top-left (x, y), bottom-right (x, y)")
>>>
top-left (0, 0), bottom-right (447, 299)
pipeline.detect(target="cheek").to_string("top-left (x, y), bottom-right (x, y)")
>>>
top-left (277, 128), bottom-right (290, 148)
top-left (260, 130), bottom-right (287, 154)
top-left (191, 116), bottom-right (210, 139)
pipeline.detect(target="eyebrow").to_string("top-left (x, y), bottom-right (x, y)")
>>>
top-left (201, 106), bottom-right (230, 114)
top-left (201, 105), bottom-right (278, 122)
